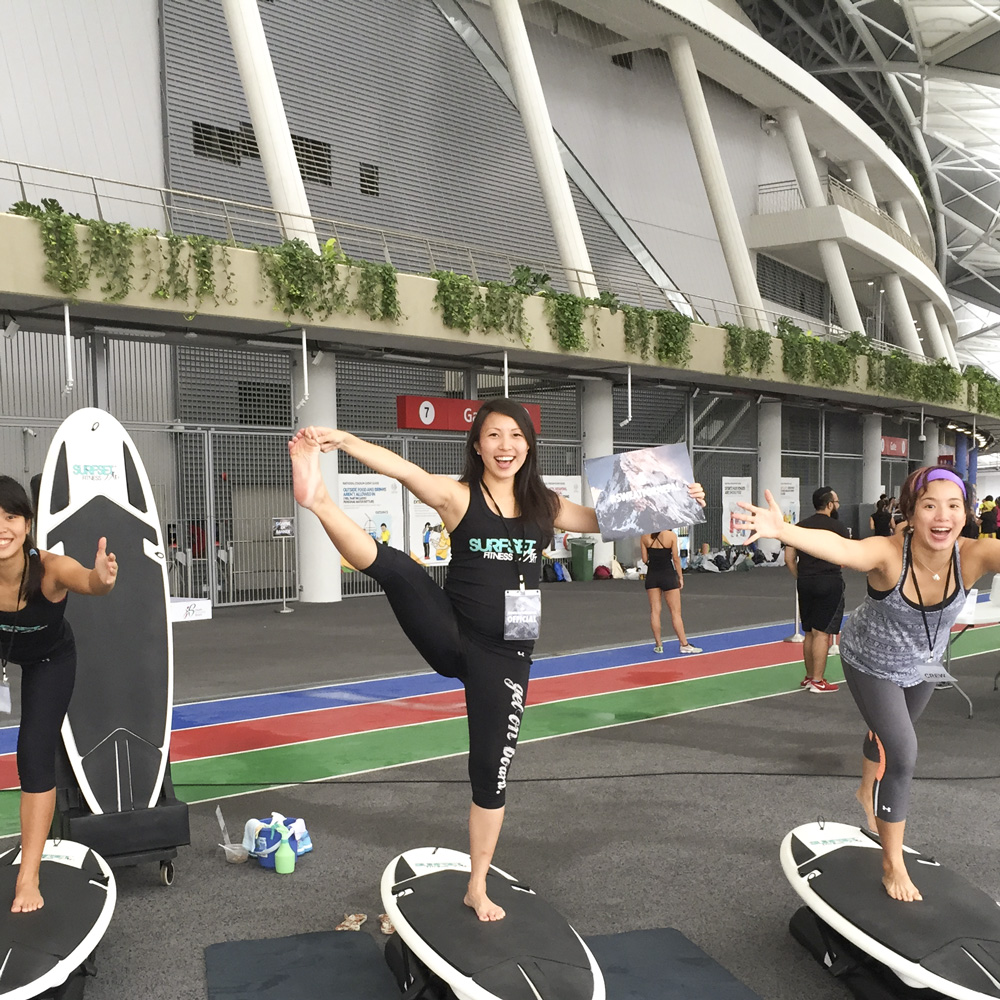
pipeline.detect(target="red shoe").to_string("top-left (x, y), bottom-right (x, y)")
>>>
top-left (800, 676), bottom-right (811, 689)
top-left (807, 678), bottom-right (839, 693)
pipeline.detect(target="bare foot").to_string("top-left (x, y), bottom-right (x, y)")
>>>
top-left (12, 874), bottom-right (43, 913)
top-left (855, 787), bottom-right (877, 832)
top-left (882, 864), bottom-right (922, 902)
top-left (464, 887), bottom-right (505, 921)
top-left (288, 430), bottom-right (327, 510)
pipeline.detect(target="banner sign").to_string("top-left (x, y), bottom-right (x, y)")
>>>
top-left (337, 475), bottom-right (405, 567)
top-left (722, 476), bottom-right (753, 546)
top-left (397, 396), bottom-right (541, 433)
top-left (272, 517), bottom-right (295, 539)
top-left (584, 444), bottom-right (706, 541)
top-left (542, 475), bottom-right (583, 557)
top-left (881, 436), bottom-right (908, 457)
top-left (779, 477), bottom-right (800, 526)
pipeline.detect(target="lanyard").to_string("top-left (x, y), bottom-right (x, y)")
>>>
top-left (480, 480), bottom-right (528, 590)
top-left (0, 556), bottom-right (28, 681)
top-left (908, 540), bottom-right (953, 656)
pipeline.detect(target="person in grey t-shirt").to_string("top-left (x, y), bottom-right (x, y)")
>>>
top-left (737, 465), bottom-right (1000, 905)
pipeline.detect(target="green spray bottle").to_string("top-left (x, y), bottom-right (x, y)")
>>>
top-left (273, 820), bottom-right (296, 874)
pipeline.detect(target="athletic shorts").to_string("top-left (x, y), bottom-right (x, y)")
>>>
top-left (644, 568), bottom-right (679, 592)
top-left (797, 575), bottom-right (845, 634)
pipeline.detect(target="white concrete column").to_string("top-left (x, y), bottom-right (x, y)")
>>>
top-left (883, 274), bottom-right (924, 356)
top-left (221, 0), bottom-right (320, 251)
top-left (579, 380), bottom-right (614, 569)
top-left (491, 0), bottom-right (597, 297)
top-left (291, 353), bottom-right (342, 602)
top-left (779, 109), bottom-right (866, 335)
top-left (887, 200), bottom-right (909, 232)
top-left (757, 400), bottom-right (781, 557)
top-left (934, 306), bottom-right (961, 368)
top-left (918, 300), bottom-right (952, 363)
top-left (847, 160), bottom-right (877, 205)
top-left (922, 421), bottom-right (940, 467)
top-left (862, 415), bottom-right (883, 525)
top-left (665, 34), bottom-right (767, 329)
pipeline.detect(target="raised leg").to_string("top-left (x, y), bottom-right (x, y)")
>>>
top-left (855, 754), bottom-right (878, 832)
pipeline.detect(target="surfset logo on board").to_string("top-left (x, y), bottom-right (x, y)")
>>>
top-left (72, 463), bottom-right (118, 481)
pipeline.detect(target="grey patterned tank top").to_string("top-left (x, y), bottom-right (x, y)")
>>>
top-left (839, 535), bottom-right (965, 687)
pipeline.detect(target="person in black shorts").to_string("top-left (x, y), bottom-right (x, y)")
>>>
top-left (870, 499), bottom-right (893, 537)
top-left (640, 529), bottom-right (700, 655)
top-left (289, 400), bottom-right (706, 921)
top-left (0, 475), bottom-right (118, 913)
top-left (785, 486), bottom-right (850, 693)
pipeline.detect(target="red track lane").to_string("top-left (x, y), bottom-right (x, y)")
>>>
top-left (0, 640), bottom-right (801, 789)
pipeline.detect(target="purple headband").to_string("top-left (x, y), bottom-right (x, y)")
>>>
top-left (921, 468), bottom-right (966, 497)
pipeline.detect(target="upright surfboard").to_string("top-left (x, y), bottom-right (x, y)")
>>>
top-left (381, 847), bottom-right (604, 1000)
top-left (0, 839), bottom-right (116, 999)
top-left (782, 820), bottom-right (1000, 1000)
top-left (36, 407), bottom-right (172, 815)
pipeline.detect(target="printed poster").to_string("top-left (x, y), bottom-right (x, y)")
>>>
top-left (584, 445), bottom-right (706, 542)
top-left (337, 475), bottom-right (405, 568)
top-left (779, 477), bottom-right (800, 526)
top-left (722, 476), bottom-right (753, 546)
top-left (408, 476), bottom-right (459, 565)
top-left (542, 475), bottom-right (582, 557)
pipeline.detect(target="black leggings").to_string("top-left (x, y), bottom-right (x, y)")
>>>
top-left (17, 646), bottom-right (76, 793)
top-left (842, 661), bottom-right (934, 823)
top-left (364, 544), bottom-right (530, 809)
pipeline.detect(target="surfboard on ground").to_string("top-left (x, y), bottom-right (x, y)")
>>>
top-left (381, 847), bottom-right (605, 1000)
top-left (0, 839), bottom-right (116, 999)
top-left (781, 820), bottom-right (1000, 1000)
top-left (36, 407), bottom-right (172, 815)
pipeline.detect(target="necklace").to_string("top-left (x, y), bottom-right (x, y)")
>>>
top-left (911, 551), bottom-right (950, 581)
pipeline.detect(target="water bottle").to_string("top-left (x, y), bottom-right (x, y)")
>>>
top-left (273, 821), bottom-right (295, 874)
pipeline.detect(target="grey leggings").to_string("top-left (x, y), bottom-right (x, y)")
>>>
top-left (842, 661), bottom-right (935, 823)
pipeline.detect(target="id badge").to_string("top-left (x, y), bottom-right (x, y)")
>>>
top-left (0, 682), bottom-right (10, 715)
top-left (917, 660), bottom-right (956, 685)
top-left (504, 589), bottom-right (541, 641)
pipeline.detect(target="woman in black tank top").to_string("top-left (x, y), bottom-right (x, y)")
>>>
top-left (640, 530), bottom-right (701, 655)
top-left (0, 475), bottom-right (118, 914)
top-left (289, 401), bottom-right (706, 921)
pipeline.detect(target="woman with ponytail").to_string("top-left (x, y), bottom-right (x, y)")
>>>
top-left (0, 475), bottom-right (118, 913)
top-left (737, 465), bottom-right (1000, 904)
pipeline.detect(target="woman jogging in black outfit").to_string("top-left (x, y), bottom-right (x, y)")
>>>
top-left (0, 475), bottom-right (117, 913)
top-left (640, 530), bottom-right (700, 655)
top-left (290, 400), bottom-right (703, 921)
top-left (737, 466), bottom-right (1000, 903)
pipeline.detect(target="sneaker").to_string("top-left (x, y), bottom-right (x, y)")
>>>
top-left (653, 644), bottom-right (664, 654)
top-left (807, 678), bottom-right (839, 693)
top-left (800, 676), bottom-right (811, 688)
top-left (679, 644), bottom-right (702, 654)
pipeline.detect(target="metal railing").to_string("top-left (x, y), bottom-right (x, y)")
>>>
top-left (756, 177), bottom-right (937, 272)
top-left (0, 158), bottom-right (933, 364)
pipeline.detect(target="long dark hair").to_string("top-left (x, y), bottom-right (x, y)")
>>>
top-left (898, 465), bottom-right (971, 524)
top-left (461, 398), bottom-right (559, 544)
top-left (0, 475), bottom-right (43, 600)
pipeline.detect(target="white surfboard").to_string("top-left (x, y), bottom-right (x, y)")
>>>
top-left (36, 407), bottom-right (173, 815)
top-left (381, 847), bottom-right (604, 1000)
top-left (782, 820), bottom-right (1000, 1000)
top-left (0, 839), bottom-right (116, 999)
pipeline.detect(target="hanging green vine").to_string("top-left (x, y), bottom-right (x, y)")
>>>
top-left (964, 366), bottom-right (1000, 416)
top-left (11, 198), bottom-right (90, 297)
top-left (776, 321), bottom-right (811, 382)
top-left (355, 260), bottom-right (401, 322)
top-left (654, 310), bottom-right (692, 367)
top-left (86, 219), bottom-right (136, 302)
top-left (915, 358), bottom-right (963, 405)
top-left (622, 305), bottom-right (654, 360)
top-left (810, 338), bottom-right (852, 387)
top-left (431, 270), bottom-right (480, 333)
top-left (723, 323), bottom-right (771, 376)
top-left (480, 281), bottom-right (530, 345)
top-left (542, 291), bottom-right (589, 353)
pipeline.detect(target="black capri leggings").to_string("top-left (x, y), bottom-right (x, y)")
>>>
top-left (842, 660), bottom-right (934, 823)
top-left (363, 544), bottom-right (531, 809)
top-left (17, 646), bottom-right (76, 793)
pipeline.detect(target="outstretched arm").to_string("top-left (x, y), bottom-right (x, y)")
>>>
top-left (299, 426), bottom-right (466, 515)
top-left (737, 490), bottom-right (891, 574)
top-left (41, 538), bottom-right (118, 601)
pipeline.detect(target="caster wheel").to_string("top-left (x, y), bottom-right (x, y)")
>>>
top-left (159, 860), bottom-right (175, 886)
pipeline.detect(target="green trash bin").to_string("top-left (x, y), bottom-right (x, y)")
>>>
top-left (568, 537), bottom-right (595, 581)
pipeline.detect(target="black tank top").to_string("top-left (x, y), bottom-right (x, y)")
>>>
top-left (444, 480), bottom-right (545, 653)
top-left (646, 535), bottom-right (675, 572)
top-left (0, 587), bottom-right (73, 665)
top-left (871, 510), bottom-right (893, 536)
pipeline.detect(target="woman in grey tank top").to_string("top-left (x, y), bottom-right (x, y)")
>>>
top-left (737, 465), bottom-right (1000, 904)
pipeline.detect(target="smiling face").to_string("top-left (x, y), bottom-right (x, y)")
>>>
top-left (0, 506), bottom-right (29, 567)
top-left (909, 481), bottom-right (966, 552)
top-left (475, 413), bottom-right (529, 483)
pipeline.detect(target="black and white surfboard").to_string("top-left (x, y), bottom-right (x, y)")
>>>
top-left (381, 847), bottom-right (604, 1000)
top-left (36, 407), bottom-right (172, 815)
top-left (0, 839), bottom-right (116, 999)
top-left (782, 820), bottom-right (1000, 999)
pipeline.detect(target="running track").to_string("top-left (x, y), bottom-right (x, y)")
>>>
top-left (1, 618), bottom-right (997, 836)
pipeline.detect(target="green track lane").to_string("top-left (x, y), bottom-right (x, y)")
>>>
top-left (0, 626), bottom-right (995, 839)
